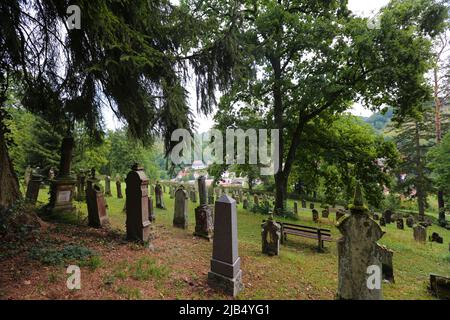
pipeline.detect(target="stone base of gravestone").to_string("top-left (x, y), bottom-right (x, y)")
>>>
top-left (194, 205), bottom-right (213, 240)
top-left (207, 270), bottom-right (243, 298)
top-left (47, 178), bottom-right (77, 214)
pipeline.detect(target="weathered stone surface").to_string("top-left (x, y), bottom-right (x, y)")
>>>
top-left (312, 209), bottom-right (319, 222)
top-left (25, 174), bottom-right (43, 205)
top-left (243, 198), bottom-right (248, 209)
top-left (396, 218), bottom-right (404, 230)
top-left (413, 225), bottom-right (427, 242)
top-left (309, 202), bottom-right (315, 209)
top-left (380, 217), bottom-right (386, 226)
top-left (322, 208), bottom-right (329, 218)
top-left (125, 164), bottom-right (151, 243)
top-left (429, 232), bottom-right (443, 244)
top-left (86, 179), bottom-right (109, 228)
top-left (104, 175), bottom-right (112, 196)
top-left (75, 171), bottom-right (87, 201)
top-left (375, 244), bottom-right (395, 283)
top-left (194, 176), bottom-right (213, 240)
top-left (373, 213), bottom-right (380, 220)
top-left (301, 199), bottom-right (307, 208)
top-left (208, 195), bottom-right (243, 297)
top-left (406, 215), bottom-right (414, 228)
top-left (173, 186), bottom-right (188, 229)
top-left (336, 184), bottom-right (384, 300)
top-left (429, 274), bottom-right (450, 300)
top-left (155, 183), bottom-right (165, 209)
top-left (383, 210), bottom-right (393, 224)
top-left (116, 177), bottom-right (123, 199)
top-left (261, 216), bottom-right (281, 256)
top-left (293, 202), bottom-right (298, 215)
top-left (148, 197), bottom-right (155, 222)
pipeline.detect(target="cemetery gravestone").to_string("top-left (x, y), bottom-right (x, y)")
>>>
top-left (243, 198), bottom-right (248, 210)
top-left (376, 244), bottom-right (395, 283)
top-left (86, 178), bottom-right (109, 228)
top-left (155, 183), bottom-right (165, 209)
top-left (373, 213), bottom-right (380, 220)
top-left (380, 217), bottom-right (386, 226)
top-left (104, 175), bottom-right (112, 196)
top-left (383, 210), bottom-right (393, 224)
top-left (309, 202), bottom-right (315, 210)
top-left (429, 232), bottom-right (443, 244)
top-left (24, 165), bottom-right (32, 187)
top-left (194, 176), bottom-right (213, 240)
top-left (261, 216), bottom-right (281, 256)
top-left (413, 225), bottom-right (427, 242)
top-left (253, 195), bottom-right (259, 207)
top-left (396, 218), bottom-right (404, 230)
top-left (173, 186), bottom-right (189, 229)
top-left (25, 174), bottom-right (43, 205)
top-left (301, 199), bottom-right (306, 208)
top-left (336, 184), bottom-right (384, 300)
top-left (47, 137), bottom-right (77, 214)
top-left (125, 164), bottom-right (152, 242)
top-left (406, 215), bottom-right (414, 228)
top-left (116, 177), bottom-right (123, 199)
top-left (208, 195), bottom-right (243, 297)
top-left (336, 209), bottom-right (346, 221)
top-left (322, 208), bottom-right (329, 218)
top-left (294, 202), bottom-right (298, 215)
top-left (429, 274), bottom-right (450, 300)
top-left (312, 209), bottom-right (319, 222)
top-left (148, 197), bottom-right (155, 222)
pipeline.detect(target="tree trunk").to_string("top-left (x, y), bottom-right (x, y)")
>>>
top-left (0, 119), bottom-right (22, 208)
top-left (414, 122), bottom-right (426, 218)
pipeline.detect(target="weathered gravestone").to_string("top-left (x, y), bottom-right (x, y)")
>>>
top-left (86, 178), bottom-right (109, 228)
top-left (155, 182), bottom-right (165, 209)
top-left (173, 186), bottom-right (188, 229)
top-left (309, 202), bottom-right (315, 210)
top-left (25, 174), bottom-right (43, 205)
top-left (429, 274), bottom-right (450, 300)
top-left (322, 208), bottom-right (330, 218)
top-left (194, 176), bottom-right (213, 240)
top-left (148, 197), bottom-right (155, 222)
top-left (253, 195), bottom-right (259, 207)
top-left (76, 170), bottom-right (87, 201)
top-left (413, 225), bottom-right (427, 242)
top-left (261, 216), bottom-right (281, 256)
top-left (243, 198), bottom-right (248, 210)
top-left (383, 210), bottom-right (393, 224)
top-left (191, 189), bottom-right (197, 203)
top-left (104, 175), bottom-right (112, 197)
top-left (406, 215), bottom-right (414, 228)
top-left (429, 232), bottom-right (443, 244)
top-left (396, 218), bottom-right (404, 230)
top-left (125, 164), bottom-right (152, 242)
top-left (301, 199), bottom-right (307, 208)
top-left (373, 212), bottom-right (380, 220)
top-left (208, 195), bottom-right (243, 297)
top-left (293, 202), bottom-right (298, 215)
top-left (116, 177), bottom-right (123, 199)
top-left (376, 244), bottom-right (395, 283)
top-left (336, 184), bottom-right (384, 300)
top-left (379, 217), bottom-right (386, 226)
top-left (47, 137), bottom-right (77, 214)
top-left (169, 186), bottom-right (175, 199)
top-left (48, 167), bottom-right (55, 181)
top-left (312, 209), bottom-right (319, 222)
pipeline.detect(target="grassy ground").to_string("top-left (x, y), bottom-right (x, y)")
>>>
top-left (0, 184), bottom-right (448, 300)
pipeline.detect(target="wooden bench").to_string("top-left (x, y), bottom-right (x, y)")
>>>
top-left (280, 222), bottom-right (332, 252)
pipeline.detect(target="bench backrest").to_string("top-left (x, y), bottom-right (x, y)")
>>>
top-left (262, 220), bottom-right (331, 237)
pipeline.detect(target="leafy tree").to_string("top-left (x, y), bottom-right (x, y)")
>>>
top-left (0, 0), bottom-right (234, 208)
top-left (191, 0), bottom-right (448, 213)
top-left (428, 130), bottom-right (450, 219)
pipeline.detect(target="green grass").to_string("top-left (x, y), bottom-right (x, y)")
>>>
top-left (34, 183), bottom-right (449, 300)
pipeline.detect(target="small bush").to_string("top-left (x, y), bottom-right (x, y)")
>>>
top-left (29, 244), bottom-right (98, 266)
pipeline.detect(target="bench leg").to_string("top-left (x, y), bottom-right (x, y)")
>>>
top-left (317, 240), bottom-right (324, 253)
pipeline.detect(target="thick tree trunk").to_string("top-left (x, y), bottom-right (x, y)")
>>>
top-left (0, 123), bottom-right (22, 208)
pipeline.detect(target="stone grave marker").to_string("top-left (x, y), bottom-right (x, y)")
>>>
top-left (104, 175), bottom-right (112, 197)
top-left (336, 184), bottom-right (384, 300)
top-left (312, 209), bottom-right (319, 222)
top-left (293, 202), bottom-right (298, 215)
top-left (429, 232), bottom-right (443, 244)
top-left (125, 164), bottom-right (152, 242)
top-left (194, 176), bottom-right (213, 240)
top-left (173, 186), bottom-right (188, 229)
top-left (383, 210), bottom-right (393, 224)
top-left (25, 174), bottom-right (43, 205)
top-left (155, 182), bottom-right (165, 209)
top-left (207, 195), bottom-right (243, 297)
top-left (406, 215), bottom-right (414, 228)
top-left (396, 218), bottom-right (404, 230)
top-left (309, 202), bottom-right (315, 210)
top-left (116, 177), bottom-right (123, 199)
top-left (86, 178), bottom-right (109, 228)
top-left (413, 225), bottom-right (427, 242)
top-left (301, 199), bottom-right (306, 208)
top-left (261, 216), bottom-right (281, 256)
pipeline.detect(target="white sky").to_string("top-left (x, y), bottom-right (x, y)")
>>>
top-left (103, 0), bottom-right (390, 132)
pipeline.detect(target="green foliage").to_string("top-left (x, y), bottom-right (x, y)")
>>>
top-left (28, 244), bottom-right (97, 266)
top-left (428, 131), bottom-right (450, 195)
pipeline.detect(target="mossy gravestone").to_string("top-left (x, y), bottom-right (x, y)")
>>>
top-left (208, 195), bottom-right (243, 297)
top-left (261, 216), bottom-right (281, 256)
top-left (336, 184), bottom-right (384, 300)
top-left (194, 176), bottom-right (213, 240)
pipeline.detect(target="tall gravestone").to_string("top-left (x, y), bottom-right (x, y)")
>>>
top-left (25, 173), bottom-right (43, 205)
top-left (336, 184), bottom-right (384, 300)
top-left (104, 175), bottom-right (112, 196)
top-left (261, 216), bottom-right (281, 256)
top-left (173, 186), bottom-right (188, 229)
top-left (194, 176), bottom-right (213, 240)
top-left (86, 177), bottom-right (109, 228)
top-left (125, 164), bottom-right (151, 242)
top-left (208, 195), bottom-right (243, 297)
top-left (293, 202), bottom-right (298, 215)
top-left (76, 170), bottom-right (87, 201)
top-left (154, 182), bottom-right (165, 209)
top-left (116, 177), bottom-right (123, 198)
top-left (413, 225), bottom-right (427, 242)
top-left (47, 137), bottom-right (77, 214)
